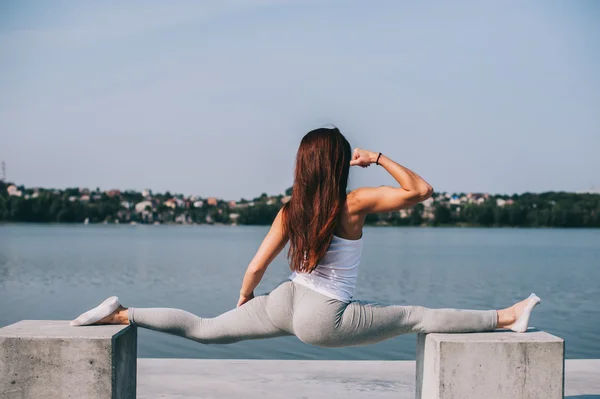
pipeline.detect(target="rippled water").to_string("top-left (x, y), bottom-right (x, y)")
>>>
top-left (0, 224), bottom-right (598, 360)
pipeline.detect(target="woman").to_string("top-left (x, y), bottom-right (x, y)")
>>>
top-left (71, 127), bottom-right (540, 346)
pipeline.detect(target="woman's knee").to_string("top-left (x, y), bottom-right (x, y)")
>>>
top-left (409, 306), bottom-right (456, 333)
top-left (404, 305), bottom-right (429, 333)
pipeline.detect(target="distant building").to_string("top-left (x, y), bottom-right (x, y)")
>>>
top-left (193, 200), bottom-right (204, 208)
top-left (423, 210), bottom-right (435, 220)
top-left (207, 197), bottom-right (218, 206)
top-left (281, 196), bottom-right (291, 204)
top-left (135, 200), bottom-right (153, 213)
top-left (120, 201), bottom-right (131, 209)
top-left (105, 189), bottom-right (121, 198)
top-left (174, 198), bottom-right (186, 208)
top-left (496, 198), bottom-right (507, 207)
top-left (228, 200), bottom-right (237, 209)
top-left (175, 214), bottom-right (190, 224)
top-left (7, 185), bottom-right (22, 197)
top-left (80, 195), bottom-right (90, 202)
top-left (467, 193), bottom-right (489, 204)
top-left (433, 193), bottom-right (444, 201)
top-left (142, 189), bottom-right (151, 198)
top-left (164, 199), bottom-right (177, 209)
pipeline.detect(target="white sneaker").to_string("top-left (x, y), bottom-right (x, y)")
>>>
top-left (70, 296), bottom-right (121, 326)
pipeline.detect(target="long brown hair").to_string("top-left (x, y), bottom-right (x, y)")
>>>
top-left (282, 127), bottom-right (352, 273)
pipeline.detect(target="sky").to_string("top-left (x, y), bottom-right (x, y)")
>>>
top-left (1, 1), bottom-right (599, 200)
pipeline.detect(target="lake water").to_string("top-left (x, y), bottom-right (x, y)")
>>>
top-left (0, 225), bottom-right (598, 360)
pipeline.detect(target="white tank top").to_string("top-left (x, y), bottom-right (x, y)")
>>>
top-left (289, 235), bottom-right (363, 303)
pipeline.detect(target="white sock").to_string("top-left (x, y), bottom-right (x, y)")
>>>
top-left (70, 296), bottom-right (121, 326)
top-left (510, 293), bottom-right (541, 333)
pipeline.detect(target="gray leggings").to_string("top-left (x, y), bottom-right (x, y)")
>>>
top-left (128, 280), bottom-right (497, 348)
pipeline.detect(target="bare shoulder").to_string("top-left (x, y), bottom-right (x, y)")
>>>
top-left (338, 191), bottom-right (368, 239)
top-left (346, 189), bottom-right (364, 215)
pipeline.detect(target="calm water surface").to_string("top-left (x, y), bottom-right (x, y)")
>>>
top-left (0, 225), bottom-right (598, 360)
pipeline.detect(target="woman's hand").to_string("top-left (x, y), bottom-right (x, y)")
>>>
top-left (237, 292), bottom-right (254, 307)
top-left (350, 148), bottom-right (378, 168)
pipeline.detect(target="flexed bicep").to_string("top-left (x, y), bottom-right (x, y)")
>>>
top-left (348, 151), bottom-right (433, 215)
top-left (350, 186), bottom-right (429, 214)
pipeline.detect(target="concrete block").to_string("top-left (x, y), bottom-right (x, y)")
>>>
top-left (0, 320), bottom-right (136, 399)
top-left (416, 330), bottom-right (564, 399)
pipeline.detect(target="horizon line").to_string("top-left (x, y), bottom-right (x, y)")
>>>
top-left (3, 180), bottom-right (600, 201)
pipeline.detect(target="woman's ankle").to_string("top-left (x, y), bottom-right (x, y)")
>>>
top-left (117, 307), bottom-right (130, 325)
top-left (97, 306), bottom-right (129, 325)
top-left (496, 307), bottom-right (516, 328)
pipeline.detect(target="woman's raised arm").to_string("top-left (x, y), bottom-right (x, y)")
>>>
top-left (237, 208), bottom-right (288, 307)
top-left (348, 149), bottom-right (433, 214)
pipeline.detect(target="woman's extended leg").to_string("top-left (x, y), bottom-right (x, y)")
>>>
top-left (292, 284), bottom-right (535, 348)
top-left (344, 302), bottom-right (498, 346)
top-left (294, 301), bottom-right (497, 347)
top-left (96, 294), bottom-right (292, 344)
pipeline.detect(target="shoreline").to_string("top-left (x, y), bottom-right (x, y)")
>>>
top-left (1, 221), bottom-right (598, 229)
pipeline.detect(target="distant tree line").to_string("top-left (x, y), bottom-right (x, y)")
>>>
top-left (0, 181), bottom-right (598, 227)
top-left (366, 192), bottom-right (600, 228)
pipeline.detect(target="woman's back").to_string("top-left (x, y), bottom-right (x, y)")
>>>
top-left (288, 193), bottom-right (367, 302)
top-left (289, 234), bottom-right (363, 302)
top-left (333, 193), bottom-right (367, 241)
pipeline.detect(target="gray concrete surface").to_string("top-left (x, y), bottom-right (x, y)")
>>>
top-left (2, 321), bottom-right (598, 398)
top-left (0, 320), bottom-right (136, 399)
top-left (416, 330), bottom-right (564, 399)
top-left (137, 358), bottom-right (600, 399)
